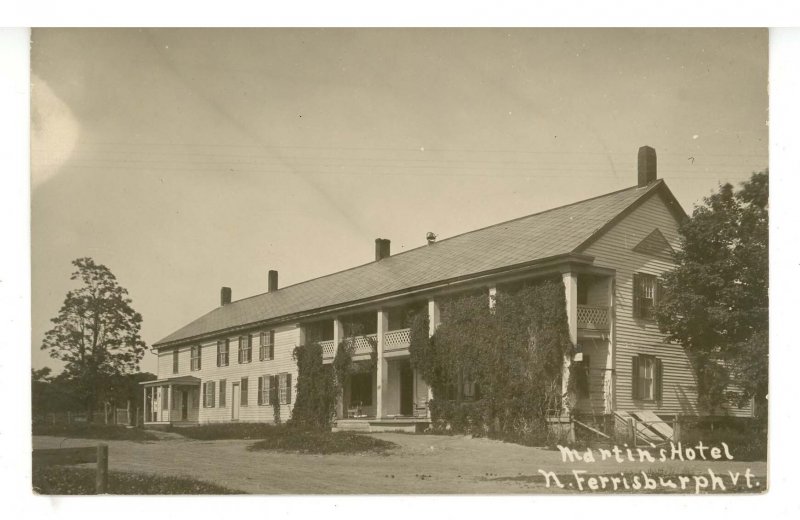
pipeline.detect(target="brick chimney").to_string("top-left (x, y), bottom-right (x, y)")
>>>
top-left (375, 238), bottom-right (391, 261)
top-left (268, 270), bottom-right (279, 292)
top-left (638, 146), bottom-right (657, 187)
top-left (220, 286), bottom-right (232, 306)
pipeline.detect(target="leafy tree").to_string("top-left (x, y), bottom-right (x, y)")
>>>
top-left (41, 258), bottom-right (147, 420)
top-left (655, 171), bottom-right (768, 415)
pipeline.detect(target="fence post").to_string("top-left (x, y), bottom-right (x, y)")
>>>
top-left (627, 418), bottom-right (636, 447)
top-left (127, 400), bottom-right (132, 426)
top-left (96, 444), bottom-right (109, 494)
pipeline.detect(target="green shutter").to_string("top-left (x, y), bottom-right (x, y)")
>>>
top-left (286, 373), bottom-right (292, 404)
top-left (632, 273), bottom-right (641, 318)
top-left (654, 358), bottom-right (663, 401)
top-left (632, 356), bottom-right (641, 399)
top-left (270, 375), bottom-right (278, 405)
top-left (269, 331), bottom-right (275, 360)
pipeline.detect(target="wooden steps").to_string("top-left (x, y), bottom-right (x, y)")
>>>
top-left (614, 410), bottom-right (674, 444)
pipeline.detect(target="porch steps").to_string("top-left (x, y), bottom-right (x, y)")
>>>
top-left (614, 410), bottom-right (665, 444)
top-left (333, 418), bottom-right (430, 433)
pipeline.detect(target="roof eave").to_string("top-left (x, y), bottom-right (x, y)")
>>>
top-left (152, 251), bottom-right (595, 350)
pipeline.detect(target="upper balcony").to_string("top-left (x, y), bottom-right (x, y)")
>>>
top-left (577, 304), bottom-right (610, 333)
top-left (321, 328), bottom-right (411, 363)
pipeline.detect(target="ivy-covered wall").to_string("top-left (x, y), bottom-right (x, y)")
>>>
top-left (410, 279), bottom-right (575, 443)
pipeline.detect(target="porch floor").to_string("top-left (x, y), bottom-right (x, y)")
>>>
top-left (333, 416), bottom-right (431, 433)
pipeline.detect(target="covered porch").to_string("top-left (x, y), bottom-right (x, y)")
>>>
top-left (141, 376), bottom-right (201, 426)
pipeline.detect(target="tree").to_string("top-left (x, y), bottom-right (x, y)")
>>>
top-left (655, 171), bottom-right (768, 416)
top-left (41, 258), bottom-right (147, 420)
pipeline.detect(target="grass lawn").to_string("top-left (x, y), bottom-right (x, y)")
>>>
top-left (32, 422), bottom-right (159, 442)
top-left (173, 422), bottom-right (398, 454)
top-left (32, 465), bottom-right (239, 494)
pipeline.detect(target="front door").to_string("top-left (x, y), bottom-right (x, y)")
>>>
top-left (231, 383), bottom-right (241, 421)
top-left (400, 361), bottom-right (413, 416)
top-left (181, 390), bottom-right (188, 420)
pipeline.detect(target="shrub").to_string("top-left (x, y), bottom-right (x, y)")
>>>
top-left (247, 424), bottom-right (397, 454)
top-left (679, 416), bottom-right (767, 461)
top-left (291, 342), bottom-right (336, 430)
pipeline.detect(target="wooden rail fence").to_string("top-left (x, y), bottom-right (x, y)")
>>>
top-left (33, 444), bottom-right (109, 494)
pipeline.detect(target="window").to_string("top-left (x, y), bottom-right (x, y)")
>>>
top-left (632, 355), bottom-right (663, 401)
top-left (190, 345), bottom-right (202, 371)
top-left (633, 273), bottom-right (660, 319)
top-left (202, 381), bottom-right (216, 408)
top-left (238, 335), bottom-right (252, 364)
top-left (258, 375), bottom-right (272, 406)
top-left (217, 339), bottom-right (229, 367)
top-left (279, 373), bottom-right (292, 405)
top-left (172, 349), bottom-right (179, 374)
top-left (241, 377), bottom-right (248, 406)
top-left (575, 356), bottom-right (591, 398)
top-left (349, 372), bottom-right (372, 406)
top-left (260, 330), bottom-right (275, 361)
top-left (219, 379), bottom-right (226, 408)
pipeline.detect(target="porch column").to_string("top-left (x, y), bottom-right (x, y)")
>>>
top-left (605, 277), bottom-right (616, 414)
top-left (488, 285), bottom-right (497, 310)
top-left (143, 386), bottom-right (147, 423)
top-left (426, 298), bottom-right (441, 415)
top-left (376, 309), bottom-right (389, 418)
top-left (333, 317), bottom-right (344, 418)
top-left (296, 324), bottom-right (306, 346)
top-left (562, 272), bottom-right (578, 414)
top-left (167, 384), bottom-right (173, 423)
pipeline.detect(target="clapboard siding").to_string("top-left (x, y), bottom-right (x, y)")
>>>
top-left (157, 324), bottom-right (300, 423)
top-left (583, 191), bottom-right (752, 418)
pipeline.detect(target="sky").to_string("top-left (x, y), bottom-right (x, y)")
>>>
top-left (30, 28), bottom-right (768, 376)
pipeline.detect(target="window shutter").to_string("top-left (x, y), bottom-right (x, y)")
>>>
top-left (632, 356), bottom-right (641, 399)
top-left (201, 383), bottom-right (205, 408)
top-left (248, 334), bottom-right (253, 362)
top-left (270, 375), bottom-right (278, 405)
top-left (655, 278), bottom-right (664, 307)
top-left (257, 376), bottom-right (263, 405)
top-left (654, 358), bottom-right (663, 401)
top-left (216, 340), bottom-right (221, 367)
top-left (269, 331), bottom-right (275, 360)
top-left (197, 344), bottom-right (202, 370)
top-left (241, 377), bottom-right (248, 406)
top-left (632, 273), bottom-right (641, 318)
top-left (210, 381), bottom-right (216, 408)
top-left (286, 373), bottom-right (292, 404)
top-left (219, 379), bottom-right (226, 407)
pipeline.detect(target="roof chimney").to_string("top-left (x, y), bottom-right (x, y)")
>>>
top-left (638, 145), bottom-right (657, 187)
top-left (268, 270), bottom-right (279, 292)
top-left (426, 232), bottom-right (437, 245)
top-left (220, 286), bottom-right (232, 306)
top-left (375, 238), bottom-right (391, 261)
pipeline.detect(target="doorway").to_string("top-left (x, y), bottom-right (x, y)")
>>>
top-left (231, 383), bottom-right (241, 421)
top-left (400, 361), bottom-right (413, 416)
top-left (181, 389), bottom-right (188, 420)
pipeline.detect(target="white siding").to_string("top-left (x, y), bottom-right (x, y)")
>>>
top-left (583, 192), bottom-right (753, 417)
top-left (157, 324), bottom-right (301, 423)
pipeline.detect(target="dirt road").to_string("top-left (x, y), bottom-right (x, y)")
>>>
top-left (32, 433), bottom-right (767, 494)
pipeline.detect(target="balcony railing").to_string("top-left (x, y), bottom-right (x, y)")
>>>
top-left (384, 328), bottom-right (411, 352)
top-left (577, 305), bottom-right (610, 330)
top-left (321, 329), bottom-right (411, 361)
top-left (320, 340), bottom-right (335, 359)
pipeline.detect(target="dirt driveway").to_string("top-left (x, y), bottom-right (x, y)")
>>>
top-left (32, 433), bottom-right (767, 494)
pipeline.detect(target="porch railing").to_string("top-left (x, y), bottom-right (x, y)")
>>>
top-left (320, 340), bottom-right (335, 359)
top-left (384, 328), bottom-right (411, 352)
top-left (577, 305), bottom-right (610, 330)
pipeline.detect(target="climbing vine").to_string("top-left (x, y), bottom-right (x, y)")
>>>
top-left (291, 342), bottom-right (336, 430)
top-left (409, 279), bottom-right (575, 442)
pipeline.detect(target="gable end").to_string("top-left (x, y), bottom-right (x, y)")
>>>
top-left (632, 228), bottom-right (676, 261)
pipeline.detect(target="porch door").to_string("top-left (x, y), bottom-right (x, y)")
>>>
top-left (400, 361), bottom-right (413, 416)
top-left (231, 383), bottom-right (241, 421)
top-left (181, 390), bottom-right (188, 420)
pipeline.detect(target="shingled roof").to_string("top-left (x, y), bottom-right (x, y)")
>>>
top-left (154, 179), bottom-right (679, 348)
